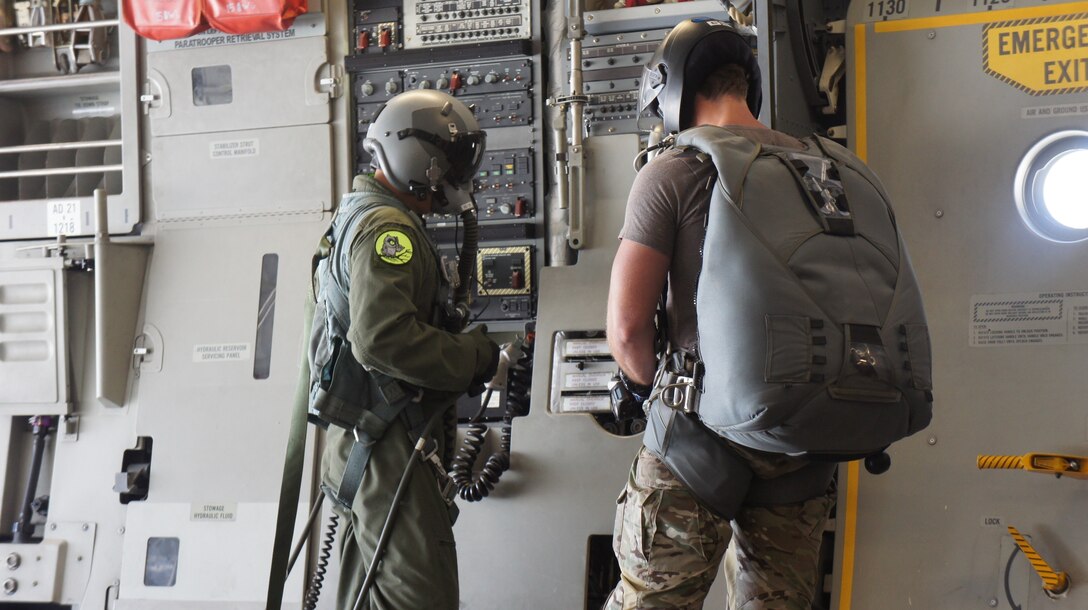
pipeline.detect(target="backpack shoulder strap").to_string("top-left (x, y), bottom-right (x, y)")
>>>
top-left (674, 125), bottom-right (762, 209)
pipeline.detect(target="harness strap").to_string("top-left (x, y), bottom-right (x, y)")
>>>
top-left (334, 434), bottom-right (378, 509)
top-left (327, 371), bottom-right (425, 509)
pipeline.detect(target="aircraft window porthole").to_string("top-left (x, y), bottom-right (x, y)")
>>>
top-left (1014, 130), bottom-right (1088, 243)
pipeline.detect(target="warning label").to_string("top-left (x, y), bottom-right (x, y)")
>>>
top-left (970, 291), bottom-right (1088, 346)
top-left (193, 343), bottom-right (251, 362)
top-left (984, 14), bottom-right (1088, 95)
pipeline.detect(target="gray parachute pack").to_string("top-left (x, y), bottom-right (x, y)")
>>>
top-left (678, 126), bottom-right (933, 458)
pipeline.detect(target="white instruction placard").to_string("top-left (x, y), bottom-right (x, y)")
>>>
top-left (559, 395), bottom-right (611, 413)
top-left (563, 339), bottom-right (610, 358)
top-left (565, 371), bottom-right (614, 390)
top-left (970, 291), bottom-right (1088, 347)
top-left (193, 343), bottom-right (251, 362)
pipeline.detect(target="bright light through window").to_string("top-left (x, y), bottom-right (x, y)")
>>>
top-left (1014, 130), bottom-right (1088, 243)
top-left (1040, 149), bottom-right (1088, 230)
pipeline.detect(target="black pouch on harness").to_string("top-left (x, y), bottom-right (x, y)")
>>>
top-left (646, 407), bottom-right (751, 519)
top-left (309, 335), bottom-right (394, 443)
top-left (646, 401), bottom-right (836, 519)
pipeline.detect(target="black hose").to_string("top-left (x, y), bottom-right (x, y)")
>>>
top-left (13, 416), bottom-right (53, 544)
top-left (454, 207), bottom-right (478, 328)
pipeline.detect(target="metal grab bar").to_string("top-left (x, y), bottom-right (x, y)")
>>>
top-left (0, 165), bottom-right (122, 179)
top-left (0, 72), bottom-right (120, 94)
top-left (0, 19), bottom-right (119, 37)
top-left (0, 140), bottom-right (122, 155)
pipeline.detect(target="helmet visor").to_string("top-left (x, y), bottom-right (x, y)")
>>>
top-left (444, 130), bottom-right (487, 186)
top-left (396, 127), bottom-right (486, 188)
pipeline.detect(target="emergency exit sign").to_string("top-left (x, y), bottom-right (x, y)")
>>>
top-left (984, 13), bottom-right (1088, 95)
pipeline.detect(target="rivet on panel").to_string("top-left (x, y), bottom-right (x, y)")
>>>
top-left (927, 31), bottom-right (936, 39)
top-left (935, 210), bottom-right (944, 218)
top-left (928, 436), bottom-right (938, 445)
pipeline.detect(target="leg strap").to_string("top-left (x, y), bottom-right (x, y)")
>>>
top-left (330, 430), bottom-right (379, 509)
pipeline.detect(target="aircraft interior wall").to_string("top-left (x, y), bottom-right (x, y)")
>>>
top-left (0, 0), bottom-right (1085, 608)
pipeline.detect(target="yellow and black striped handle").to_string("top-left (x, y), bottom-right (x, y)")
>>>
top-left (1007, 525), bottom-right (1070, 594)
top-left (978, 453), bottom-right (1087, 480)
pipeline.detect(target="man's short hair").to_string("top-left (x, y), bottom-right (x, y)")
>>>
top-left (696, 64), bottom-right (749, 100)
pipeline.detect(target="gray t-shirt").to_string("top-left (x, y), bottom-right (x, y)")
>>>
top-left (620, 125), bottom-right (806, 352)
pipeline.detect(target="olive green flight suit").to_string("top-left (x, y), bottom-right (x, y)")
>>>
top-left (319, 175), bottom-right (495, 610)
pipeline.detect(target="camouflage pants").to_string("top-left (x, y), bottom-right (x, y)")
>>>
top-left (605, 448), bottom-right (834, 610)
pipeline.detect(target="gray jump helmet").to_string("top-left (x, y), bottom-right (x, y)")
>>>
top-left (639, 17), bottom-right (762, 134)
top-left (362, 90), bottom-right (486, 210)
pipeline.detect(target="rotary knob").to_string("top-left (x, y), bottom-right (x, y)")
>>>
top-left (419, 79), bottom-right (433, 89)
top-left (484, 72), bottom-right (499, 84)
top-left (466, 74), bottom-right (481, 86)
top-left (436, 77), bottom-right (449, 89)
top-left (360, 81), bottom-right (375, 96)
top-left (384, 80), bottom-right (399, 94)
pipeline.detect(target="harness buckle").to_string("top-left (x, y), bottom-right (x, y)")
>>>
top-left (653, 353), bottom-right (704, 414)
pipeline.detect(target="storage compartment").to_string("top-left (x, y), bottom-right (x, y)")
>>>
top-left (0, 0), bottom-right (140, 240)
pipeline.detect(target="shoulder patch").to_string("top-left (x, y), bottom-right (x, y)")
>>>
top-left (375, 229), bottom-right (414, 265)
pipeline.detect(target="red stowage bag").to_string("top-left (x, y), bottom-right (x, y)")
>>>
top-left (122, 0), bottom-right (208, 41)
top-left (204, 0), bottom-right (308, 34)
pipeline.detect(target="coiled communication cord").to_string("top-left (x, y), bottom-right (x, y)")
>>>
top-left (450, 413), bottom-right (512, 502)
top-left (449, 335), bottom-right (534, 502)
top-left (303, 511), bottom-right (339, 610)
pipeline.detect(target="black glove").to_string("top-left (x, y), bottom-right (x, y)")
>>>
top-left (619, 370), bottom-right (652, 402)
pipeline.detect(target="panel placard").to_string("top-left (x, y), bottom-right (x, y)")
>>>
top-left (970, 290), bottom-right (1088, 347)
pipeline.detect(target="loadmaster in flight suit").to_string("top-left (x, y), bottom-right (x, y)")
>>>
top-left (311, 89), bottom-right (498, 609)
